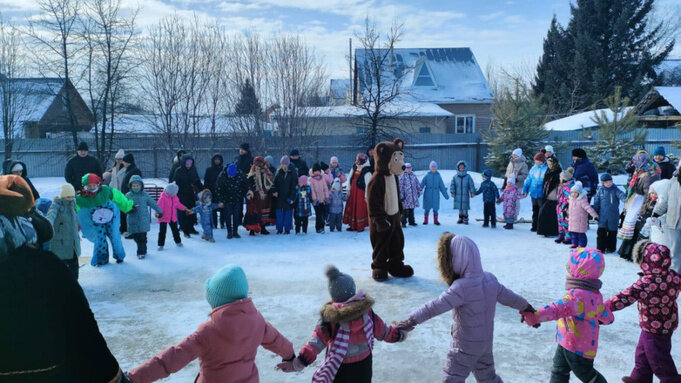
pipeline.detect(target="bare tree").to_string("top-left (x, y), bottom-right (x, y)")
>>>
top-left (26, 0), bottom-right (82, 148)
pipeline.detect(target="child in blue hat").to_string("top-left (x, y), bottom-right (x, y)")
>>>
top-left (475, 169), bottom-right (500, 228)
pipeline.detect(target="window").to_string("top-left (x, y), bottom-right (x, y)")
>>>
top-left (419, 127), bottom-right (431, 133)
top-left (413, 63), bottom-right (435, 87)
top-left (454, 115), bottom-right (475, 134)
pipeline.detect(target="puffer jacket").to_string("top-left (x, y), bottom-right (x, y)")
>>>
top-left (592, 185), bottom-right (625, 231)
top-left (308, 174), bottom-right (330, 204)
top-left (500, 183), bottom-right (520, 219)
top-left (125, 176), bottom-right (162, 234)
top-left (46, 197), bottom-right (81, 261)
top-left (420, 171), bottom-right (448, 211)
top-left (572, 157), bottom-right (599, 197)
top-left (505, 155), bottom-right (529, 187)
top-left (654, 178), bottom-right (681, 230)
top-left (410, 236), bottom-right (528, 355)
top-left (568, 194), bottom-right (597, 233)
top-left (449, 163), bottom-right (476, 212)
top-left (523, 163), bottom-right (547, 199)
top-left (203, 154), bottom-right (224, 194)
top-left (399, 172), bottom-right (421, 209)
top-left (156, 192), bottom-right (187, 224)
top-left (607, 241), bottom-right (681, 335)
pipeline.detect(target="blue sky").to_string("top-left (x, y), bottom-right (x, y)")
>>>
top-left (3, 0), bottom-right (679, 78)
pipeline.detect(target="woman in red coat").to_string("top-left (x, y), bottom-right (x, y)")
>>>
top-left (343, 154), bottom-right (372, 232)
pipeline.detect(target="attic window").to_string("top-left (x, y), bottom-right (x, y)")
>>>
top-left (414, 63), bottom-right (435, 87)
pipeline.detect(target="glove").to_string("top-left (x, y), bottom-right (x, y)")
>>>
top-left (394, 317), bottom-right (417, 331)
top-left (276, 356), bottom-right (305, 373)
top-left (398, 328), bottom-right (410, 342)
top-left (375, 218), bottom-right (391, 232)
top-left (155, 212), bottom-right (163, 219)
top-left (520, 305), bottom-right (540, 328)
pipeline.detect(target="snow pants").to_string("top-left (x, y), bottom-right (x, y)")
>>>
top-left (596, 228), bottom-right (618, 253)
top-left (132, 232), bottom-right (147, 255)
top-left (92, 222), bottom-right (125, 266)
top-left (223, 203), bottom-right (241, 235)
top-left (334, 354), bottom-right (372, 383)
top-left (369, 213), bottom-right (405, 271)
top-left (630, 330), bottom-right (681, 383)
top-left (550, 345), bottom-right (606, 383)
top-left (443, 348), bottom-right (501, 383)
top-left (531, 197), bottom-right (544, 230)
top-left (313, 204), bottom-right (327, 232)
top-left (401, 208), bottom-right (416, 226)
top-left (570, 232), bottom-right (587, 248)
top-left (158, 222), bottom-right (181, 246)
top-left (328, 213), bottom-right (343, 231)
top-left (295, 216), bottom-right (308, 234)
top-left (483, 202), bottom-right (496, 227)
top-left (200, 221), bottom-right (213, 240)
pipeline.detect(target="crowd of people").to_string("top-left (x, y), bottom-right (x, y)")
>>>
top-left (1, 141), bottom-right (681, 383)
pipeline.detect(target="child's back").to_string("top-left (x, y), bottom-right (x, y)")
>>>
top-left (328, 189), bottom-right (345, 215)
top-left (477, 179), bottom-right (499, 203)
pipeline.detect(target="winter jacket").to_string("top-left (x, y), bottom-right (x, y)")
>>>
top-left (542, 167), bottom-right (562, 201)
top-left (410, 236), bottom-right (528, 355)
top-left (125, 176), bottom-right (162, 234)
top-left (309, 174), bottom-right (330, 204)
top-left (215, 169), bottom-right (248, 205)
top-left (656, 157), bottom-right (677, 180)
top-left (194, 201), bottom-right (218, 229)
top-left (572, 157), bottom-right (599, 197)
top-left (272, 167), bottom-right (298, 210)
top-left (128, 298), bottom-right (294, 383)
top-left (505, 155), bottom-right (528, 187)
top-left (592, 185), bottom-right (625, 231)
top-left (330, 165), bottom-right (346, 182)
top-left (299, 295), bottom-right (402, 366)
top-left (523, 163), bottom-right (547, 199)
top-left (65, 154), bottom-right (103, 191)
top-left (450, 166), bottom-right (476, 212)
top-left (295, 185), bottom-right (312, 217)
top-left (420, 171), bottom-right (449, 211)
top-left (8, 160), bottom-right (40, 199)
top-left (290, 158), bottom-right (309, 178)
top-left (121, 164), bottom-right (142, 195)
top-left (568, 194), bottom-right (598, 233)
top-left (475, 179), bottom-right (500, 203)
top-left (528, 248), bottom-right (614, 359)
top-left (156, 192), bottom-right (187, 223)
top-left (328, 190), bottom-right (347, 215)
top-left (399, 172), bottom-right (421, 209)
top-left (203, 154), bottom-right (224, 194)
top-left (654, 179), bottom-right (681, 230)
top-left (235, 151), bottom-right (253, 176)
top-left (173, 155), bottom-right (203, 207)
top-left (322, 170), bottom-right (334, 187)
top-left (46, 197), bottom-right (81, 261)
top-left (607, 242), bottom-right (681, 335)
top-left (500, 184), bottom-right (520, 219)
top-left (0, 245), bottom-right (120, 382)
top-left (108, 164), bottom-right (127, 191)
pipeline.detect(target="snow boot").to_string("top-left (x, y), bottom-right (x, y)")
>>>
top-left (372, 269), bottom-right (389, 282)
top-left (433, 214), bottom-right (441, 226)
top-left (555, 234), bottom-right (565, 244)
top-left (157, 246), bottom-right (164, 251)
top-left (388, 263), bottom-right (414, 278)
top-left (227, 232), bottom-right (233, 239)
top-left (401, 222), bottom-right (407, 228)
top-left (176, 242), bottom-right (183, 247)
top-left (208, 238), bottom-right (215, 243)
top-left (260, 227), bottom-right (270, 235)
top-left (423, 214), bottom-right (429, 225)
top-left (457, 215), bottom-right (464, 224)
top-left (233, 232), bottom-right (241, 239)
top-left (116, 259), bottom-right (124, 264)
top-left (137, 254), bottom-right (145, 259)
top-left (503, 223), bottom-right (513, 230)
top-left (563, 238), bottom-right (572, 245)
top-left (463, 215), bottom-right (469, 225)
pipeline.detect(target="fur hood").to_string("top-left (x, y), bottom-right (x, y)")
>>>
top-left (438, 232), bottom-right (457, 285)
top-left (319, 295), bottom-right (374, 324)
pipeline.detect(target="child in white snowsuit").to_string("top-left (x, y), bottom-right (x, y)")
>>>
top-left (328, 178), bottom-right (347, 232)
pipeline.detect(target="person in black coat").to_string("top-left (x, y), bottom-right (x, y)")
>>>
top-left (0, 175), bottom-right (128, 383)
top-left (215, 163), bottom-right (249, 238)
top-left (235, 143), bottom-right (253, 176)
top-left (653, 146), bottom-right (676, 180)
top-left (7, 160), bottom-right (40, 199)
top-left (64, 142), bottom-right (103, 191)
top-left (118, 153), bottom-right (142, 235)
top-left (204, 154), bottom-right (224, 228)
top-left (2, 158), bottom-right (13, 174)
top-left (173, 154), bottom-right (203, 236)
top-left (289, 148), bottom-right (309, 177)
top-left (571, 148), bottom-right (599, 200)
top-left (167, 149), bottom-right (186, 183)
top-left (271, 156), bottom-right (298, 234)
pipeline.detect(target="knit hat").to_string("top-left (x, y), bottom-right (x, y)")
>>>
top-left (482, 169), bottom-right (493, 179)
top-left (81, 173), bottom-right (102, 188)
top-left (264, 155), bottom-right (274, 165)
top-left (545, 145), bottom-right (554, 153)
top-left (560, 167), bottom-right (574, 181)
top-left (253, 156), bottom-right (265, 167)
top-left (654, 146), bottom-right (666, 157)
top-left (227, 163), bottom-right (237, 177)
top-left (320, 162), bottom-right (329, 171)
top-left (512, 148), bottom-right (522, 157)
top-left (534, 152), bottom-right (546, 162)
top-left (325, 265), bottom-right (356, 303)
top-left (600, 173), bottom-right (613, 182)
top-left (429, 161), bottom-right (438, 169)
top-left (114, 149), bottom-right (125, 159)
top-left (205, 265), bottom-right (249, 308)
top-left (572, 148), bottom-right (587, 159)
top-left (547, 155), bottom-right (558, 164)
top-left (122, 153), bottom-right (134, 164)
top-left (239, 143), bottom-right (250, 151)
top-left (60, 183), bottom-right (76, 198)
top-left (331, 178), bottom-right (341, 191)
top-left (507, 177), bottom-right (516, 185)
top-left (330, 156), bottom-right (339, 165)
top-left (356, 153), bottom-right (368, 163)
top-left (571, 181), bottom-right (585, 196)
top-left (298, 175), bottom-right (308, 186)
top-left (77, 141), bottom-right (89, 151)
top-left (164, 182), bottom-right (179, 196)
top-left (290, 148), bottom-right (300, 157)
top-left (404, 163), bottom-right (412, 169)
top-left (10, 163), bottom-right (23, 173)
top-left (280, 155), bottom-right (290, 166)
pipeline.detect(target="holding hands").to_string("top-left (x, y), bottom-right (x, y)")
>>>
top-left (276, 355), bottom-right (305, 373)
top-left (519, 304), bottom-right (540, 328)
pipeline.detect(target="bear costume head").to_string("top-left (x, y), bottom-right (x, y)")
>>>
top-left (374, 138), bottom-right (405, 176)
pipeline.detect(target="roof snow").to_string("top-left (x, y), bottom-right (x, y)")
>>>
top-left (655, 87), bottom-right (681, 112)
top-left (544, 107), bottom-right (634, 131)
top-left (0, 78), bottom-right (65, 123)
top-left (355, 47), bottom-right (493, 104)
top-left (304, 101), bottom-right (454, 118)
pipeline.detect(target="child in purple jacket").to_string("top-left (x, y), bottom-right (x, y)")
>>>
top-left (498, 176), bottom-right (520, 230)
top-left (397, 233), bottom-right (532, 382)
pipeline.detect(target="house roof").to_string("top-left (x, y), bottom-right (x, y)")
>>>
top-left (634, 86), bottom-right (681, 115)
top-left (355, 47), bottom-right (493, 104)
top-left (303, 101), bottom-right (454, 118)
top-left (113, 113), bottom-right (275, 134)
top-left (544, 107), bottom-right (633, 131)
top-left (330, 79), bottom-right (350, 100)
top-left (0, 78), bottom-right (65, 122)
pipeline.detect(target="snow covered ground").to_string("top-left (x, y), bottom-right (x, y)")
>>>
top-left (32, 171), bottom-right (677, 383)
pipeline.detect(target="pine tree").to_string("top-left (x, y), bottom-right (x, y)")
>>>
top-left (484, 79), bottom-right (549, 175)
top-left (235, 80), bottom-right (261, 116)
top-left (589, 86), bottom-right (647, 174)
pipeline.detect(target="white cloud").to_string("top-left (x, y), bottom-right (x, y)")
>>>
top-left (503, 14), bottom-right (526, 24)
top-left (0, 0), bottom-right (40, 12)
top-left (217, 1), bottom-right (270, 13)
top-left (479, 11), bottom-right (504, 21)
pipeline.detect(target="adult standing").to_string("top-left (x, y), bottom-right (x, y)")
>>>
top-left (103, 149), bottom-right (126, 190)
top-left (243, 157), bottom-right (274, 236)
top-left (64, 142), bottom-right (103, 191)
top-left (571, 148), bottom-right (599, 200)
top-left (204, 154), bottom-right (224, 228)
top-left (0, 175), bottom-right (127, 383)
top-left (289, 148), bottom-right (309, 177)
top-left (544, 145), bottom-right (555, 159)
top-left (343, 153), bottom-right (372, 232)
top-left (653, 146), bottom-right (676, 180)
top-left (271, 156), bottom-right (297, 234)
top-left (235, 143), bottom-right (253, 176)
top-left (174, 154), bottom-right (203, 236)
top-left (503, 148), bottom-right (528, 190)
top-left (366, 145), bottom-right (376, 174)
top-left (653, 161), bottom-right (681, 273)
top-left (119, 153), bottom-right (141, 235)
top-left (537, 155), bottom-right (562, 237)
top-left (264, 155), bottom-right (277, 175)
top-left (168, 149), bottom-right (186, 183)
top-left (522, 152), bottom-right (548, 232)
top-left (8, 160), bottom-right (40, 199)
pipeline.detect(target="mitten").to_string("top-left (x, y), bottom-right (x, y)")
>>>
top-left (398, 328), bottom-right (410, 342)
top-left (276, 356), bottom-right (305, 373)
top-left (155, 212), bottom-right (163, 219)
top-left (394, 317), bottom-right (417, 331)
top-left (375, 218), bottom-right (391, 232)
top-left (520, 310), bottom-right (540, 327)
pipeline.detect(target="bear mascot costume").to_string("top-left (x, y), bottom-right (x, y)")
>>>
top-left (367, 138), bottom-right (413, 281)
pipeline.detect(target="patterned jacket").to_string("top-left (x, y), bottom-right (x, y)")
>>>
top-left (475, 180), bottom-right (500, 203)
top-left (295, 185), bottom-right (312, 217)
top-left (398, 172), bottom-right (421, 209)
top-left (499, 184), bottom-right (520, 219)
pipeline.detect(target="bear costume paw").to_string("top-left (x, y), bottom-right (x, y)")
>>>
top-left (388, 263), bottom-right (414, 278)
top-left (372, 269), bottom-right (389, 282)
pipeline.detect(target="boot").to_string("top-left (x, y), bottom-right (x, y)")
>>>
top-left (503, 223), bottom-right (513, 230)
top-left (227, 232), bottom-right (233, 239)
top-left (372, 269), bottom-right (389, 282)
top-left (434, 214), bottom-right (441, 226)
top-left (388, 263), bottom-right (414, 278)
top-left (457, 215), bottom-right (464, 224)
top-left (555, 233), bottom-right (564, 244)
top-left (463, 215), bottom-right (469, 225)
top-left (233, 232), bottom-right (241, 239)
top-left (621, 377), bottom-right (639, 383)
top-left (260, 227), bottom-right (270, 235)
top-left (423, 213), bottom-right (429, 225)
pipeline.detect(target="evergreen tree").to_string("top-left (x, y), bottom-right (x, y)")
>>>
top-left (589, 86), bottom-right (647, 174)
top-left (484, 79), bottom-right (549, 175)
top-left (235, 79), bottom-right (262, 116)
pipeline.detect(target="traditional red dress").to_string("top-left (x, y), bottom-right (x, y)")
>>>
top-left (343, 167), bottom-right (369, 231)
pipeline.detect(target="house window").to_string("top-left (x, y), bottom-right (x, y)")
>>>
top-left (414, 63), bottom-right (435, 87)
top-left (419, 127), bottom-right (431, 133)
top-left (455, 115), bottom-right (475, 134)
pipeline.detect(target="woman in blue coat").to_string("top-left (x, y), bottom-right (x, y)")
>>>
top-left (420, 161), bottom-right (449, 225)
top-left (450, 161), bottom-right (476, 224)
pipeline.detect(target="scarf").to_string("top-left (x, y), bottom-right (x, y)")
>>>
top-left (248, 168), bottom-right (273, 199)
top-left (312, 293), bottom-right (374, 383)
top-left (565, 277), bottom-right (602, 293)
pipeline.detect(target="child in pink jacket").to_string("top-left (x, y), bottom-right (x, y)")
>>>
top-left (127, 265), bottom-right (294, 383)
top-left (277, 265), bottom-right (407, 382)
top-left (398, 234), bottom-right (532, 382)
top-left (156, 183), bottom-right (188, 250)
top-left (522, 248), bottom-right (614, 383)
top-left (568, 181), bottom-right (599, 248)
top-left (310, 163), bottom-right (331, 234)
top-left (498, 176), bottom-right (521, 230)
